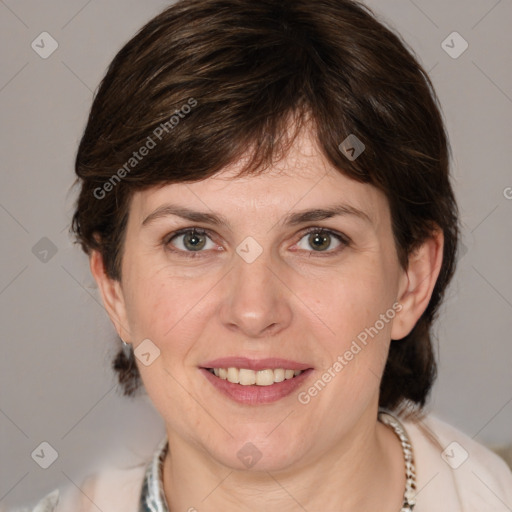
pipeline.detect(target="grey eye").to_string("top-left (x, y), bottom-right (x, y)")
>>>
top-left (296, 230), bottom-right (342, 252)
top-left (168, 229), bottom-right (214, 252)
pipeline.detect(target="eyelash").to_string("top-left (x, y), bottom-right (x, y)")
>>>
top-left (163, 227), bottom-right (351, 258)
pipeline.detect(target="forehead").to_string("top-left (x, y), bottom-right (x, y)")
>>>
top-left (129, 128), bottom-right (388, 227)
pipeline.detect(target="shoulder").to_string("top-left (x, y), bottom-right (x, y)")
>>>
top-left (400, 411), bottom-right (512, 511)
top-left (7, 463), bottom-right (147, 512)
top-left (2, 489), bottom-right (60, 512)
top-left (61, 463), bottom-right (147, 512)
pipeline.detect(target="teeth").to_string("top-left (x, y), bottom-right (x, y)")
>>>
top-left (273, 368), bottom-right (285, 382)
top-left (209, 367), bottom-right (305, 385)
top-left (227, 367), bottom-right (239, 384)
top-left (256, 369), bottom-right (274, 386)
top-left (239, 369), bottom-right (256, 385)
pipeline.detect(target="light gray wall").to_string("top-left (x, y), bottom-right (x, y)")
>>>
top-left (1, 0), bottom-right (511, 508)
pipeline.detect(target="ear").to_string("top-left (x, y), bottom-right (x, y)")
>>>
top-left (391, 228), bottom-right (444, 340)
top-left (89, 250), bottom-right (132, 342)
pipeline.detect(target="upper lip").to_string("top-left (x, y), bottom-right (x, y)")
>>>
top-left (201, 357), bottom-right (313, 371)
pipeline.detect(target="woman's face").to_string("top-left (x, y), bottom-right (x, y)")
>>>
top-left (100, 129), bottom-right (418, 472)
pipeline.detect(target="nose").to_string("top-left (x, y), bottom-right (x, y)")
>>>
top-left (218, 248), bottom-right (293, 338)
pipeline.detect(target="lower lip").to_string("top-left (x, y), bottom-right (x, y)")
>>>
top-left (200, 368), bottom-right (314, 405)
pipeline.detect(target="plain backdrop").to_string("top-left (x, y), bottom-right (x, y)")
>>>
top-left (1, 0), bottom-right (511, 508)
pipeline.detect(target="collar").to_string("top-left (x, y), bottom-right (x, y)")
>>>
top-left (139, 436), bottom-right (170, 512)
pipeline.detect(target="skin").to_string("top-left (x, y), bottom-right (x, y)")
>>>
top-left (91, 127), bottom-right (443, 512)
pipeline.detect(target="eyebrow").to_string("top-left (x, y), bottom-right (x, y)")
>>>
top-left (141, 202), bottom-right (372, 228)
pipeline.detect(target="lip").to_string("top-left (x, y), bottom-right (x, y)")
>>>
top-left (199, 366), bottom-right (314, 405)
top-left (200, 357), bottom-right (312, 372)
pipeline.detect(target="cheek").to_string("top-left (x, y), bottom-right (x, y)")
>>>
top-left (304, 278), bottom-right (396, 421)
top-left (300, 258), bottom-right (398, 403)
top-left (309, 259), bottom-right (397, 339)
top-left (122, 261), bottom-right (216, 352)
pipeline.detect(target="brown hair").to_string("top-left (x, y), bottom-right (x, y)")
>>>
top-left (71, 0), bottom-right (459, 415)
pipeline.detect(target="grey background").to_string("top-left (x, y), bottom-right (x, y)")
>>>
top-left (1, 0), bottom-right (511, 508)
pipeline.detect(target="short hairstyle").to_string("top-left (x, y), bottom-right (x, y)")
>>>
top-left (71, 0), bottom-right (460, 414)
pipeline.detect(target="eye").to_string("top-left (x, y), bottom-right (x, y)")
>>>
top-left (163, 226), bottom-right (350, 258)
top-left (165, 228), bottom-right (217, 256)
top-left (295, 227), bottom-right (349, 254)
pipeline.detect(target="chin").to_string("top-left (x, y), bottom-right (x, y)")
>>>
top-left (208, 432), bottom-right (306, 473)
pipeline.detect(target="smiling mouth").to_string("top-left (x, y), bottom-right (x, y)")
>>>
top-left (205, 367), bottom-right (306, 386)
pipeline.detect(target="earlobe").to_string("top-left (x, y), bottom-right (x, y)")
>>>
top-left (89, 250), bottom-right (132, 342)
top-left (391, 229), bottom-right (444, 340)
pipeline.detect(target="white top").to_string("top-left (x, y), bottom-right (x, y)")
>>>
top-left (7, 412), bottom-right (512, 512)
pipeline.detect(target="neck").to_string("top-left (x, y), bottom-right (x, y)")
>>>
top-left (162, 408), bottom-right (406, 512)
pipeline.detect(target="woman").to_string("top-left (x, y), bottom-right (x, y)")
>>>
top-left (16, 0), bottom-right (512, 510)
